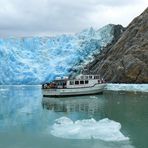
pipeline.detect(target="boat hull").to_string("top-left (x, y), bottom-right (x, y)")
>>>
top-left (42, 84), bottom-right (106, 97)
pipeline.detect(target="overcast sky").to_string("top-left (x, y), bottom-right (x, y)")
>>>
top-left (0, 0), bottom-right (147, 37)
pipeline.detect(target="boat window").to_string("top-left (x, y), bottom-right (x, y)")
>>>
top-left (63, 82), bottom-right (66, 85)
top-left (80, 80), bottom-right (84, 84)
top-left (89, 76), bottom-right (92, 79)
top-left (69, 81), bottom-right (74, 85)
top-left (81, 76), bottom-right (84, 79)
top-left (85, 76), bottom-right (89, 79)
top-left (85, 80), bottom-right (89, 84)
top-left (94, 76), bottom-right (99, 79)
top-left (75, 81), bottom-right (79, 85)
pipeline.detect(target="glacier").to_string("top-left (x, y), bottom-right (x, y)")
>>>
top-left (0, 24), bottom-right (115, 85)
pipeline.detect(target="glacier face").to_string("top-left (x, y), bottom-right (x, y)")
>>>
top-left (0, 24), bottom-right (114, 84)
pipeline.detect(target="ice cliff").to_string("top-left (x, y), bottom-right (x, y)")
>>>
top-left (0, 24), bottom-right (122, 84)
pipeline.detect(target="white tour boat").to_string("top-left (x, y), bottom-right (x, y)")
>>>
top-left (42, 74), bottom-right (106, 97)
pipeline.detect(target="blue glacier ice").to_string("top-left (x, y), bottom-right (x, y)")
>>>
top-left (0, 24), bottom-right (114, 84)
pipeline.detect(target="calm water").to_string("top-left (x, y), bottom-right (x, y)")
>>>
top-left (0, 85), bottom-right (147, 148)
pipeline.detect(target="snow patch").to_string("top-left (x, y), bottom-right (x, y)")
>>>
top-left (50, 117), bottom-right (129, 141)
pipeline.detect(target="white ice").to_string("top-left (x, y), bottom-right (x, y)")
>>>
top-left (0, 24), bottom-right (116, 85)
top-left (106, 84), bottom-right (148, 93)
top-left (50, 117), bottom-right (129, 141)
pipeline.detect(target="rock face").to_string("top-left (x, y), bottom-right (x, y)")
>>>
top-left (84, 8), bottom-right (148, 83)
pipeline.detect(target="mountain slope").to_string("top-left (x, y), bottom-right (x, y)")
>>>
top-left (0, 24), bottom-right (124, 85)
top-left (84, 8), bottom-right (148, 83)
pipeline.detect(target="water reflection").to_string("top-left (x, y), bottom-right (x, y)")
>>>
top-left (0, 85), bottom-right (42, 131)
top-left (42, 95), bottom-right (106, 117)
top-left (0, 86), bottom-right (147, 148)
top-left (103, 92), bottom-right (148, 148)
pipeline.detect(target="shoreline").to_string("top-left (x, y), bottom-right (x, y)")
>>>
top-left (105, 83), bottom-right (148, 93)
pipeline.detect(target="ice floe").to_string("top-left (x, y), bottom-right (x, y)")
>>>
top-left (106, 84), bottom-right (148, 93)
top-left (50, 117), bottom-right (129, 141)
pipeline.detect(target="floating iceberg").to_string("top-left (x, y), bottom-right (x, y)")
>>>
top-left (50, 117), bottom-right (129, 141)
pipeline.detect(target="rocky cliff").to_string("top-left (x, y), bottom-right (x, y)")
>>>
top-left (84, 8), bottom-right (148, 83)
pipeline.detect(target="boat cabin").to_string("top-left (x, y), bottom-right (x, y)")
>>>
top-left (42, 74), bottom-right (105, 89)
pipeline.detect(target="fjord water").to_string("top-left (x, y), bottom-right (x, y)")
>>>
top-left (0, 86), bottom-right (147, 148)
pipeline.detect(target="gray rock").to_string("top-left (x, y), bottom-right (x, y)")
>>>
top-left (84, 8), bottom-right (148, 83)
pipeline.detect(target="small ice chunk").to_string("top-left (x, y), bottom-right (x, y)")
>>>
top-left (55, 116), bottom-right (73, 125)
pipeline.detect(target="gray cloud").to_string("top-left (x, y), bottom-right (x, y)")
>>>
top-left (0, 0), bottom-right (147, 37)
